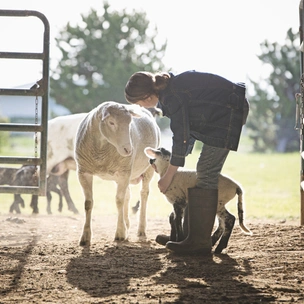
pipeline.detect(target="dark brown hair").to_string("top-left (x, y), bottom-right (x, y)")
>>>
top-left (125, 71), bottom-right (170, 104)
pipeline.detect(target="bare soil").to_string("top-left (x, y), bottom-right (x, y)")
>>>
top-left (0, 213), bottom-right (303, 304)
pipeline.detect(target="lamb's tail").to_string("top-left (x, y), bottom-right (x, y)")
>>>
top-left (236, 186), bottom-right (253, 235)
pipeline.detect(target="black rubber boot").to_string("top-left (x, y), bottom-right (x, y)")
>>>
top-left (166, 188), bottom-right (218, 255)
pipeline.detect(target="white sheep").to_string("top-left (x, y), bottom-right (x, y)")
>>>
top-left (46, 113), bottom-right (86, 175)
top-left (75, 101), bottom-right (160, 245)
top-left (144, 147), bottom-right (252, 253)
top-left (33, 113), bottom-right (86, 213)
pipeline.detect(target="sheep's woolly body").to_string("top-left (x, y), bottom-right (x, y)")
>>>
top-left (75, 102), bottom-right (160, 245)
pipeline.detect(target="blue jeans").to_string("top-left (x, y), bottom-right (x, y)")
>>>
top-left (196, 144), bottom-right (229, 189)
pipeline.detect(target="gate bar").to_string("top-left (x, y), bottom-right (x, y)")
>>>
top-left (0, 10), bottom-right (49, 196)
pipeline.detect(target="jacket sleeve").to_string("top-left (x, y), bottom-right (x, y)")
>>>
top-left (166, 95), bottom-right (191, 167)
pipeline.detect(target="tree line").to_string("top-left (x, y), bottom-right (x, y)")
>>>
top-left (22, 3), bottom-right (304, 153)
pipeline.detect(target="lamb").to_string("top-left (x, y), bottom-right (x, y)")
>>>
top-left (0, 166), bottom-right (37, 214)
top-left (3, 157), bottom-right (78, 214)
top-left (75, 101), bottom-right (160, 245)
top-left (2, 113), bottom-right (86, 214)
top-left (144, 147), bottom-right (252, 253)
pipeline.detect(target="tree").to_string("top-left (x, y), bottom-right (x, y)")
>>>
top-left (247, 28), bottom-right (300, 152)
top-left (50, 3), bottom-right (167, 113)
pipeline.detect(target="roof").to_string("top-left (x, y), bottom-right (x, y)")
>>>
top-left (0, 84), bottom-right (70, 122)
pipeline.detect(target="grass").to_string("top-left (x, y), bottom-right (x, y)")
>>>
top-left (0, 135), bottom-right (301, 223)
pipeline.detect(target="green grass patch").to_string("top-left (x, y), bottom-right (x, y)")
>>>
top-left (0, 136), bottom-right (301, 222)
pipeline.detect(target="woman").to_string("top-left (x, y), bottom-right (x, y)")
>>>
top-left (125, 70), bottom-right (249, 255)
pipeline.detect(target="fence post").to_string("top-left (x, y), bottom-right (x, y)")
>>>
top-left (299, 1), bottom-right (304, 225)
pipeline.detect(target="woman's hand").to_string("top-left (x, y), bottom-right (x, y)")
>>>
top-left (158, 164), bottom-right (178, 194)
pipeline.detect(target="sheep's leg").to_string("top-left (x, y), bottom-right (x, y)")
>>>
top-left (137, 166), bottom-right (154, 237)
top-left (58, 171), bottom-right (79, 214)
top-left (46, 191), bottom-right (52, 214)
top-left (214, 210), bottom-right (235, 254)
top-left (58, 189), bottom-right (63, 212)
top-left (124, 186), bottom-right (130, 230)
top-left (79, 172), bottom-right (94, 246)
top-left (115, 181), bottom-right (129, 241)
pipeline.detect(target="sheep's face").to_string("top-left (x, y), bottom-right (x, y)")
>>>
top-left (99, 103), bottom-right (134, 157)
top-left (144, 147), bottom-right (171, 176)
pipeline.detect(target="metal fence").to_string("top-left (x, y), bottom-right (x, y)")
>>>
top-left (0, 10), bottom-right (49, 196)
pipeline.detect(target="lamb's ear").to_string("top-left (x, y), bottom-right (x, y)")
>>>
top-left (144, 147), bottom-right (158, 159)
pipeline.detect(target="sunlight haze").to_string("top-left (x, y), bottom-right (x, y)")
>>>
top-left (0, 0), bottom-right (300, 88)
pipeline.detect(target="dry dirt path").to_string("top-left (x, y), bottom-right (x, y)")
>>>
top-left (0, 214), bottom-right (303, 303)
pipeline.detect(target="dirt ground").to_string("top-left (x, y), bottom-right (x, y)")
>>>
top-left (0, 212), bottom-right (303, 304)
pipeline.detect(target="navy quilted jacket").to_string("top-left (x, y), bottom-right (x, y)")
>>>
top-left (158, 70), bottom-right (249, 167)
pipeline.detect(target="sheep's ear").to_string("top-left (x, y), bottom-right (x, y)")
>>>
top-left (144, 147), bottom-right (158, 159)
top-left (101, 107), bottom-right (110, 121)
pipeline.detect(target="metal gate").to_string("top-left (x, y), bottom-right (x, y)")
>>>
top-left (0, 10), bottom-right (49, 196)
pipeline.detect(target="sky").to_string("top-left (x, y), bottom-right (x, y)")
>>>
top-left (0, 0), bottom-right (301, 89)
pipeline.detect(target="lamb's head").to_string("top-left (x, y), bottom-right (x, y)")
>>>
top-left (13, 166), bottom-right (37, 186)
top-left (99, 102), bottom-right (142, 157)
top-left (144, 147), bottom-right (171, 176)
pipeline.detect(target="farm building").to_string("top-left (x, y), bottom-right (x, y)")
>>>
top-left (0, 83), bottom-right (70, 124)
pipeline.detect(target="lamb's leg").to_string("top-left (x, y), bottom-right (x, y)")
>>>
top-left (173, 202), bottom-right (185, 241)
top-left (79, 172), bottom-right (94, 246)
top-left (169, 212), bottom-right (177, 241)
top-left (137, 166), bottom-right (154, 237)
top-left (18, 194), bottom-right (25, 208)
top-left (9, 194), bottom-right (22, 214)
top-left (156, 202), bottom-right (185, 246)
top-left (214, 210), bottom-right (235, 254)
top-left (155, 212), bottom-right (175, 246)
top-left (212, 216), bottom-right (224, 247)
top-left (182, 204), bottom-right (188, 241)
top-left (30, 195), bottom-right (39, 214)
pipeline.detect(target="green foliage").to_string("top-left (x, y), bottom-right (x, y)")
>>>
top-left (1, 143), bottom-right (299, 221)
top-left (50, 2), bottom-right (167, 113)
top-left (247, 28), bottom-right (300, 152)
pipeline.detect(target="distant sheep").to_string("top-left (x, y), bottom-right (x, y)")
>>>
top-left (33, 113), bottom-right (86, 212)
top-left (144, 147), bottom-right (252, 253)
top-left (75, 101), bottom-right (160, 245)
top-left (45, 113), bottom-right (86, 176)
